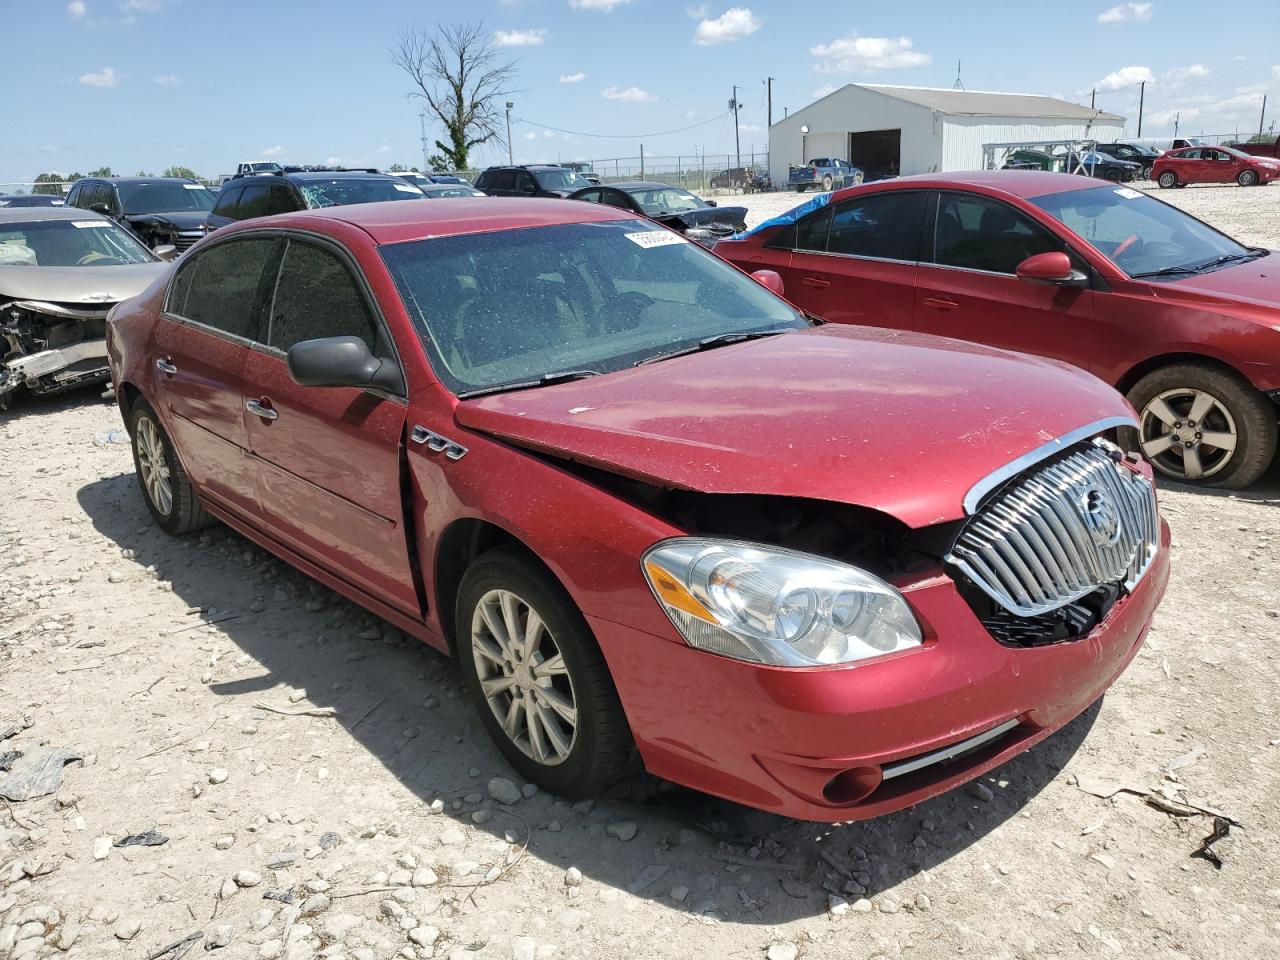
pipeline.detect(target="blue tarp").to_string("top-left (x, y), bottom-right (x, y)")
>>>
top-left (731, 191), bottom-right (832, 240)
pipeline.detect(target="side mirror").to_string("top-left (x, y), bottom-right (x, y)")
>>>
top-left (1015, 252), bottom-right (1087, 287)
top-left (89, 202), bottom-right (112, 216)
top-left (751, 269), bottom-right (785, 297)
top-left (522, 184), bottom-right (537, 195)
top-left (153, 244), bottom-right (178, 262)
top-left (705, 199), bottom-right (718, 207)
top-left (287, 336), bottom-right (404, 394)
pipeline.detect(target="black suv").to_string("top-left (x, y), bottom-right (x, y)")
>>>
top-left (473, 165), bottom-right (591, 198)
top-left (66, 176), bottom-right (217, 252)
top-left (207, 170), bottom-right (424, 230)
top-left (1092, 142), bottom-right (1161, 180)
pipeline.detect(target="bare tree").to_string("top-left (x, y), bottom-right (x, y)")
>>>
top-left (391, 22), bottom-right (516, 171)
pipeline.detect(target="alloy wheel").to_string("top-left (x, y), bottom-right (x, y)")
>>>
top-left (1158, 172), bottom-right (1177, 188)
top-left (1139, 388), bottom-right (1238, 481)
top-left (135, 416), bottom-right (174, 514)
top-left (470, 588), bottom-right (578, 766)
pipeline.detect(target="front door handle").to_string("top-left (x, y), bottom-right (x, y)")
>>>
top-left (801, 276), bottom-right (831, 289)
top-left (922, 297), bottom-right (959, 311)
top-left (155, 358), bottom-right (177, 375)
top-left (246, 398), bottom-right (279, 421)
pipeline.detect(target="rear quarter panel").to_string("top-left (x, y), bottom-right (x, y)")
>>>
top-left (107, 271), bottom-right (170, 421)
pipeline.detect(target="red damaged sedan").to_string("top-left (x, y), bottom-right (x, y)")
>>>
top-left (106, 198), bottom-right (1168, 821)
top-left (716, 170), bottom-right (1280, 487)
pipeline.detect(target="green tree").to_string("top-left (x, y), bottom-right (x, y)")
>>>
top-left (387, 163), bottom-right (407, 172)
top-left (163, 165), bottom-right (201, 179)
top-left (426, 154), bottom-right (450, 172)
top-left (87, 166), bottom-right (114, 177)
top-left (135, 170), bottom-right (155, 177)
top-left (32, 172), bottom-right (69, 196)
top-left (391, 22), bottom-right (516, 170)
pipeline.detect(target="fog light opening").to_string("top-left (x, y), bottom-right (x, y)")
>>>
top-left (822, 766), bottom-right (882, 805)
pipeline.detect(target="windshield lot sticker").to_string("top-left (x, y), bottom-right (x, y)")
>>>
top-left (182, 183), bottom-right (204, 189)
top-left (625, 231), bottom-right (687, 249)
top-left (1114, 188), bottom-right (1143, 199)
top-left (71, 221), bottom-right (111, 228)
top-left (393, 184), bottom-right (421, 193)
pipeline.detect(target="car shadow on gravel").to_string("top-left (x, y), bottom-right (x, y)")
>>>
top-left (1, 388), bottom-right (112, 424)
top-left (77, 471), bottom-right (1098, 925)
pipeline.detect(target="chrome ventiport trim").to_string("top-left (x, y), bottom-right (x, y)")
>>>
top-left (948, 440), bottom-right (1160, 617)
top-left (411, 425), bottom-right (467, 460)
top-left (962, 416), bottom-right (1136, 515)
top-left (881, 718), bottom-right (1020, 781)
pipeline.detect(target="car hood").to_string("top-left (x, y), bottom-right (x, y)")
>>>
top-left (1162, 252), bottom-right (1280, 308)
top-left (0, 262), bottom-right (168, 304)
top-left (123, 210), bottom-right (209, 230)
top-left (453, 325), bottom-right (1133, 528)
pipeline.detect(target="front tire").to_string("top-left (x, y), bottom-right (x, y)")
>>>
top-left (1123, 364), bottom-right (1277, 489)
top-left (1238, 169), bottom-right (1259, 187)
top-left (129, 399), bottom-right (212, 534)
top-left (1157, 171), bottom-right (1178, 189)
top-left (456, 548), bottom-right (633, 797)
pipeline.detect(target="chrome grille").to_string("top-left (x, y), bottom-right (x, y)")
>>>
top-left (173, 232), bottom-right (203, 252)
top-left (947, 441), bottom-right (1159, 617)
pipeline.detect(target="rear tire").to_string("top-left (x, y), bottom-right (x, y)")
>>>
top-left (822, 175), bottom-right (834, 191)
top-left (129, 399), bottom-right (212, 534)
top-left (1122, 364), bottom-right (1276, 489)
top-left (456, 547), bottom-right (634, 798)
top-left (1238, 169), bottom-right (1259, 187)
top-left (1157, 171), bottom-right (1178, 189)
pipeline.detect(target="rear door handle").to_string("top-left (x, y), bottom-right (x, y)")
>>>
top-left (922, 297), bottom-right (959, 311)
top-left (155, 358), bottom-right (177, 375)
top-left (246, 398), bottom-right (279, 421)
top-left (801, 276), bottom-right (831, 289)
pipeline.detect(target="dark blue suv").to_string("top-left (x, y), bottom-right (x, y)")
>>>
top-left (207, 170), bottom-right (424, 230)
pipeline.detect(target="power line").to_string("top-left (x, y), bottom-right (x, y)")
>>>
top-left (510, 112), bottom-right (732, 140)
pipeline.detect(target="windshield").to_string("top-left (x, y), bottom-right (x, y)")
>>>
top-left (299, 178), bottom-right (423, 208)
top-left (425, 186), bottom-right (482, 198)
top-left (381, 219), bottom-right (806, 396)
top-left (0, 218), bottom-right (155, 267)
top-left (1031, 185), bottom-right (1254, 279)
top-left (119, 181), bottom-right (217, 214)
top-left (1220, 146), bottom-right (1252, 160)
top-left (532, 169), bottom-right (587, 191)
top-left (628, 187), bottom-right (707, 216)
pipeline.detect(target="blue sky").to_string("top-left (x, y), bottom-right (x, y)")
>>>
top-left (3, 0), bottom-right (1278, 184)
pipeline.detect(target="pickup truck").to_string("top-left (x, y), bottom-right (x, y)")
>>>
top-left (1228, 137), bottom-right (1280, 158)
top-left (218, 161), bottom-right (285, 185)
top-left (787, 158), bottom-right (862, 193)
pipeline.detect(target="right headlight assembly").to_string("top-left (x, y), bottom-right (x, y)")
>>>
top-left (641, 538), bottom-right (923, 668)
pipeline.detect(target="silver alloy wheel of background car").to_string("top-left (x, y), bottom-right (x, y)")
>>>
top-left (470, 588), bottom-right (578, 766)
top-left (1158, 171), bottom-right (1178, 189)
top-left (1238, 169), bottom-right (1259, 187)
top-left (134, 415), bottom-right (174, 515)
top-left (1139, 387), bottom-right (1238, 481)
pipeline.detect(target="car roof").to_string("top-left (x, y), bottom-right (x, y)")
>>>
top-left (606, 181), bottom-right (687, 192)
top-left (0, 206), bottom-right (109, 225)
top-left (248, 197), bottom-right (642, 245)
top-left (82, 176), bottom-right (200, 184)
top-left (861, 169), bottom-right (1110, 199)
top-left (484, 165), bottom-right (568, 172)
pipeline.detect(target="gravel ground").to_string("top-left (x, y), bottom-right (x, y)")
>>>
top-left (2, 184), bottom-right (1280, 960)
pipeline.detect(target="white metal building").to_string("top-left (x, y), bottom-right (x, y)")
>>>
top-left (768, 84), bottom-right (1125, 185)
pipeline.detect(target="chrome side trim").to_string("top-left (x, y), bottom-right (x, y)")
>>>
top-left (881, 719), bottom-right (1020, 781)
top-left (411, 425), bottom-right (468, 461)
top-left (962, 416), bottom-right (1136, 515)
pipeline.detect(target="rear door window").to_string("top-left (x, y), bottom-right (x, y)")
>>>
top-left (267, 241), bottom-right (379, 354)
top-left (237, 185), bottom-right (270, 220)
top-left (181, 237), bottom-right (279, 340)
top-left (827, 191), bottom-right (926, 261)
top-left (263, 184), bottom-right (298, 215)
top-left (794, 207), bottom-right (833, 252)
top-left (211, 185), bottom-right (243, 219)
top-left (486, 170), bottom-right (516, 192)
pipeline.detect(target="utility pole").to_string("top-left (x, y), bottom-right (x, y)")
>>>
top-left (766, 77), bottom-right (773, 129)
top-left (1174, 112), bottom-right (1180, 138)
top-left (766, 77), bottom-right (773, 186)
top-left (1261, 95), bottom-right (1268, 141)
top-left (730, 85), bottom-right (741, 187)
top-left (505, 101), bottom-right (514, 164)
top-left (1137, 81), bottom-right (1145, 137)
top-left (419, 113), bottom-right (429, 172)
top-left (1090, 88), bottom-right (1096, 110)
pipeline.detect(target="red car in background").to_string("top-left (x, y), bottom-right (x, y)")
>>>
top-left (106, 197), bottom-right (1168, 822)
top-left (1153, 145), bottom-right (1280, 188)
top-left (716, 171), bottom-right (1280, 487)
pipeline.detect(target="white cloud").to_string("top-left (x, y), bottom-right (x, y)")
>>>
top-left (523, 130), bottom-right (538, 140)
top-left (542, 129), bottom-right (554, 138)
top-left (121, 0), bottom-right (165, 11)
top-left (152, 73), bottom-right (181, 85)
top-left (494, 28), bottom-right (547, 46)
top-left (68, 1), bottom-right (86, 20)
top-left (1097, 2), bottom-right (1153, 24)
top-left (78, 66), bottom-right (118, 87)
top-left (262, 145), bottom-right (287, 158)
top-left (810, 35), bottom-right (931, 74)
top-left (1164, 64), bottom-right (1210, 82)
top-left (559, 71), bottom-right (586, 83)
top-left (569, 0), bottom-right (630, 10)
top-left (376, 145), bottom-right (392, 154)
top-left (1273, 64), bottom-right (1280, 78)
top-left (693, 7), bottom-right (760, 46)
top-left (324, 156), bottom-right (343, 167)
top-left (1232, 55), bottom-right (1247, 63)
top-left (686, 4), bottom-right (708, 17)
top-left (1093, 64), bottom-right (1154, 91)
top-left (601, 85), bottom-right (656, 102)
top-left (738, 122), bottom-right (762, 133)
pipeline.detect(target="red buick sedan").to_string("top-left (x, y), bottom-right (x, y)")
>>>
top-left (106, 198), bottom-right (1168, 821)
top-left (716, 171), bottom-right (1280, 488)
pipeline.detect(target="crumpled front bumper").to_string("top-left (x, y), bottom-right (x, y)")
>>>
top-left (1, 339), bottom-right (110, 399)
top-left (589, 520), bottom-right (1171, 822)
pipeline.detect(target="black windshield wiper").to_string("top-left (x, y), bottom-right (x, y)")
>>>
top-left (635, 329), bottom-right (792, 366)
top-left (1130, 264), bottom-right (1203, 279)
top-left (456, 369), bottom-right (599, 400)
top-left (1131, 248), bottom-right (1266, 280)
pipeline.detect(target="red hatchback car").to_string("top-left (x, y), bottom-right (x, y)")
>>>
top-left (1153, 145), bottom-right (1280, 189)
top-left (106, 198), bottom-right (1169, 822)
top-left (716, 171), bottom-right (1280, 487)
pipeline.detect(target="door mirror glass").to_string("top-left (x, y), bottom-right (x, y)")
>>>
top-left (153, 243), bottom-right (178, 262)
top-left (751, 269), bottom-right (785, 297)
top-left (287, 336), bottom-right (403, 393)
top-left (1015, 251), bottom-right (1085, 286)
top-left (89, 202), bottom-right (111, 216)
